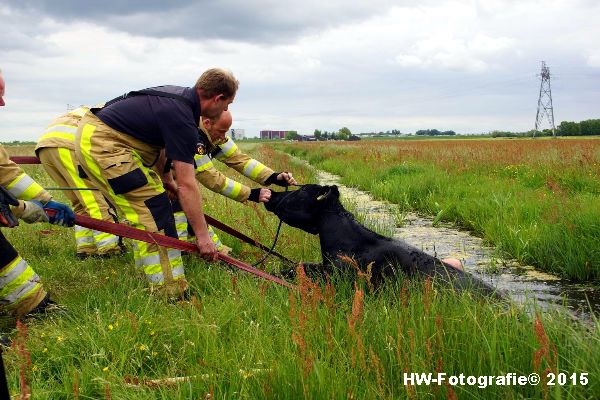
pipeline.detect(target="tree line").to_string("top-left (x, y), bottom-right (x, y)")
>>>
top-left (556, 119), bottom-right (600, 136)
top-left (490, 118), bottom-right (600, 137)
top-left (414, 129), bottom-right (456, 136)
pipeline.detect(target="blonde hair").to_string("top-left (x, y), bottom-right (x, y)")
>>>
top-left (195, 68), bottom-right (239, 99)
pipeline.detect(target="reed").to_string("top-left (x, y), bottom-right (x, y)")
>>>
top-left (1, 144), bottom-right (598, 399)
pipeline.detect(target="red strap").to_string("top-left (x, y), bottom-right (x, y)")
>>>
top-left (9, 156), bottom-right (41, 164)
top-left (58, 212), bottom-right (296, 289)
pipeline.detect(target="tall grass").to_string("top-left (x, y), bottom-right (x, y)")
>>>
top-left (276, 138), bottom-right (600, 281)
top-left (1, 144), bottom-right (599, 399)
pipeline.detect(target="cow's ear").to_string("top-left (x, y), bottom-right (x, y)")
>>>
top-left (331, 185), bottom-right (340, 198)
top-left (316, 186), bottom-right (332, 201)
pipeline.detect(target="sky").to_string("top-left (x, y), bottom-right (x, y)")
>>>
top-left (1, 0), bottom-right (599, 140)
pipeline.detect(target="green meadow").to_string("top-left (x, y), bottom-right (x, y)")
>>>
top-left (1, 143), bottom-right (599, 399)
top-left (276, 138), bottom-right (600, 281)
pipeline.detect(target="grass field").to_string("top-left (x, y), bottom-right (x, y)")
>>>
top-left (275, 137), bottom-right (600, 282)
top-left (1, 143), bottom-right (599, 399)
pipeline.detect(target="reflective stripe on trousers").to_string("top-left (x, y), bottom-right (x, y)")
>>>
top-left (138, 240), bottom-right (184, 284)
top-left (174, 211), bottom-right (225, 251)
top-left (75, 225), bottom-right (95, 251)
top-left (93, 230), bottom-right (120, 253)
top-left (174, 211), bottom-right (188, 242)
top-left (0, 256), bottom-right (43, 309)
top-left (207, 226), bottom-right (224, 250)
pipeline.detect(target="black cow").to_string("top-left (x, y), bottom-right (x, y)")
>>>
top-left (265, 184), bottom-right (499, 296)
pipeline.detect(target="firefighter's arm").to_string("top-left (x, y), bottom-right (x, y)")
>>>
top-left (0, 145), bottom-right (52, 203)
top-left (0, 146), bottom-right (74, 226)
top-left (195, 166), bottom-right (252, 202)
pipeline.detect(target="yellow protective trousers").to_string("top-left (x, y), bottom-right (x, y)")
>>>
top-left (173, 210), bottom-right (224, 250)
top-left (0, 230), bottom-right (47, 318)
top-left (74, 112), bottom-right (186, 296)
top-left (37, 147), bottom-right (121, 256)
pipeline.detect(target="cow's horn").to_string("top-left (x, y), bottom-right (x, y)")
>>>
top-left (316, 187), bottom-right (332, 201)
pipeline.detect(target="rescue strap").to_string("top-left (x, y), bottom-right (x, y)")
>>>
top-left (203, 214), bottom-right (295, 266)
top-left (9, 156), bottom-right (41, 164)
top-left (10, 155), bottom-right (296, 265)
top-left (45, 209), bottom-right (296, 290)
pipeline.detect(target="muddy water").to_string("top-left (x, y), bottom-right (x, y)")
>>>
top-left (317, 170), bottom-right (600, 320)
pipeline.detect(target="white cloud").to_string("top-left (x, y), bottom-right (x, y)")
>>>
top-left (586, 51), bottom-right (600, 68)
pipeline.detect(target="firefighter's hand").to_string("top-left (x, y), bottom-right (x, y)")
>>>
top-left (275, 172), bottom-right (297, 186)
top-left (195, 237), bottom-right (218, 262)
top-left (43, 200), bottom-right (76, 227)
top-left (18, 200), bottom-right (49, 224)
top-left (266, 171), bottom-right (297, 187)
top-left (248, 188), bottom-right (272, 203)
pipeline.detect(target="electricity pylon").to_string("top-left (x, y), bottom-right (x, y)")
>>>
top-left (533, 61), bottom-right (556, 137)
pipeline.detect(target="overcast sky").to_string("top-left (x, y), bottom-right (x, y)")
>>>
top-left (1, 0), bottom-right (599, 140)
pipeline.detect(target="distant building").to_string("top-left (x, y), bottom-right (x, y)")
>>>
top-left (229, 128), bottom-right (245, 140)
top-left (260, 130), bottom-right (288, 140)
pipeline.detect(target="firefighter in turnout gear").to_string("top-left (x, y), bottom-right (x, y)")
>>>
top-left (0, 69), bottom-right (76, 320)
top-left (175, 110), bottom-right (297, 250)
top-left (35, 106), bottom-right (122, 258)
top-left (74, 68), bottom-right (238, 297)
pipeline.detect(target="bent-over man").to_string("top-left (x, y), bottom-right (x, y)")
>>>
top-left (75, 68), bottom-right (238, 297)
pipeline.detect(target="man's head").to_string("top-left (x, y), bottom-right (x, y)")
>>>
top-left (0, 69), bottom-right (5, 107)
top-left (202, 110), bottom-right (232, 145)
top-left (195, 68), bottom-right (238, 119)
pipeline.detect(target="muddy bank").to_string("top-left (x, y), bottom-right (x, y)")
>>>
top-left (317, 170), bottom-right (600, 320)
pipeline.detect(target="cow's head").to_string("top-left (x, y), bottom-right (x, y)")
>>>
top-left (264, 184), bottom-right (340, 234)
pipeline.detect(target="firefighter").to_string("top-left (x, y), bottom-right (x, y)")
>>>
top-left (75, 68), bottom-right (238, 297)
top-left (0, 69), bottom-right (75, 320)
top-left (175, 110), bottom-right (296, 250)
top-left (35, 106), bottom-right (122, 258)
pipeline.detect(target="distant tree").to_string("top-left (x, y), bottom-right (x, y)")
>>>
top-left (285, 130), bottom-right (300, 140)
top-left (314, 129), bottom-right (322, 140)
top-left (580, 119), bottom-right (600, 136)
top-left (415, 128), bottom-right (454, 136)
top-left (557, 121), bottom-right (580, 136)
top-left (338, 127), bottom-right (351, 140)
top-left (391, 129), bottom-right (402, 135)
